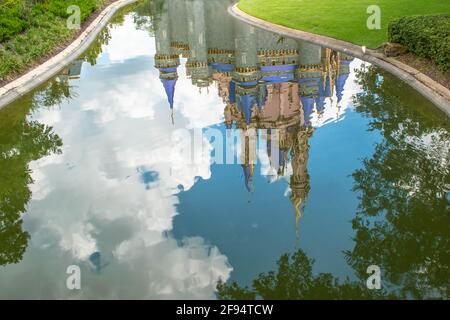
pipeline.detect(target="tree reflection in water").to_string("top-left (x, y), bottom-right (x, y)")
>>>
top-left (217, 249), bottom-right (390, 300)
top-left (0, 82), bottom-right (65, 266)
top-left (0, 2), bottom-right (142, 266)
top-left (1, 1), bottom-right (448, 300)
top-left (217, 66), bottom-right (449, 300)
top-left (345, 65), bottom-right (449, 299)
top-left (0, 0), bottom-right (183, 269)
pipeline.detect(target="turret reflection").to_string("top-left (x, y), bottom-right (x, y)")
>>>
top-left (151, 0), bottom-right (353, 231)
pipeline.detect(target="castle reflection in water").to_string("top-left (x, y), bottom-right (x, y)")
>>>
top-left (151, 0), bottom-right (354, 224)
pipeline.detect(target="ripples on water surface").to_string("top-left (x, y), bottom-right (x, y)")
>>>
top-left (0, 0), bottom-right (448, 299)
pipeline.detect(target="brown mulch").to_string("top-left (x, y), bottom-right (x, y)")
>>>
top-left (0, 0), bottom-right (117, 88)
top-left (395, 53), bottom-right (450, 89)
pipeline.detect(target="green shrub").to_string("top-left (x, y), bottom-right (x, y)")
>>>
top-left (388, 14), bottom-right (450, 72)
top-left (0, 0), bottom-right (106, 81)
top-left (44, 0), bottom-right (101, 21)
top-left (0, 1), bottom-right (106, 43)
top-left (0, 1), bottom-right (29, 42)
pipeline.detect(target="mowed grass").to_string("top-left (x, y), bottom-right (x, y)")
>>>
top-left (237, 0), bottom-right (450, 48)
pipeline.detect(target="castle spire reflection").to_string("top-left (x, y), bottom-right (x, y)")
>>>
top-left (151, 0), bottom-right (353, 233)
top-left (153, 0), bottom-right (180, 123)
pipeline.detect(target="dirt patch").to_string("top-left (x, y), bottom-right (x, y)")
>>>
top-left (395, 53), bottom-right (450, 89)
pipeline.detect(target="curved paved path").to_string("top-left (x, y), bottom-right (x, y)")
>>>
top-left (229, 4), bottom-right (450, 117)
top-left (1, 1), bottom-right (449, 117)
top-left (0, 0), bottom-right (138, 110)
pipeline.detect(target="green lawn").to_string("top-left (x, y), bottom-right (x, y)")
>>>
top-left (237, 0), bottom-right (450, 48)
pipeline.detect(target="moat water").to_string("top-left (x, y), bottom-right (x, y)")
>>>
top-left (0, 0), bottom-right (448, 299)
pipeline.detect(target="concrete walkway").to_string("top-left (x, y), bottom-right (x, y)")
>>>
top-left (0, 0), bottom-right (138, 110)
top-left (229, 4), bottom-right (450, 117)
top-left (1, 1), bottom-right (449, 117)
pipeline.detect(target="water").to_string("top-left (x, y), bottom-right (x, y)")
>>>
top-left (0, 0), bottom-right (448, 299)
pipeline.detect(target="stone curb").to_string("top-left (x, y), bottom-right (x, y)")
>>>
top-left (229, 4), bottom-right (450, 117)
top-left (0, 0), bottom-right (139, 110)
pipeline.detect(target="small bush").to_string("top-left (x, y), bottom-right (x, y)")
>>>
top-left (388, 14), bottom-right (450, 72)
top-left (44, 0), bottom-right (101, 21)
top-left (0, 0), bottom-right (106, 81)
top-left (0, 1), bottom-right (29, 42)
top-left (0, 1), bottom-right (105, 43)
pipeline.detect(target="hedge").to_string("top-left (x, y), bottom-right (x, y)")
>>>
top-left (388, 14), bottom-right (450, 72)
